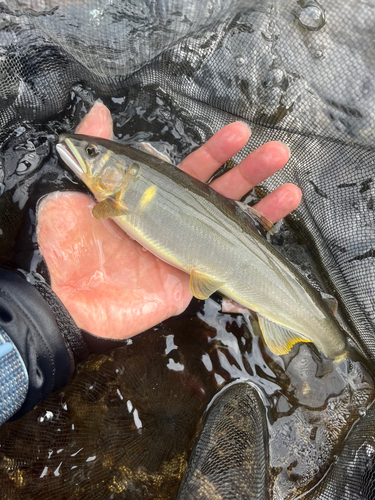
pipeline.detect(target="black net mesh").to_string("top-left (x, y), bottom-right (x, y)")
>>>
top-left (0, 322), bottom-right (215, 500)
top-left (1, 0), bottom-right (375, 498)
top-left (177, 382), bottom-right (268, 500)
top-left (301, 400), bottom-right (375, 500)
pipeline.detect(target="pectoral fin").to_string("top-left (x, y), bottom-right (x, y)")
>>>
top-left (92, 198), bottom-right (130, 220)
top-left (189, 270), bottom-right (226, 300)
top-left (235, 201), bottom-right (275, 235)
top-left (258, 316), bottom-right (311, 356)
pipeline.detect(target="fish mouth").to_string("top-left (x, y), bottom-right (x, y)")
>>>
top-left (56, 138), bottom-right (86, 177)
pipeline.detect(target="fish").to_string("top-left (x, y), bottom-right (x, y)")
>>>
top-left (56, 134), bottom-right (347, 360)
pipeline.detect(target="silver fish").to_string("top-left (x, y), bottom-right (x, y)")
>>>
top-left (56, 134), bottom-right (347, 360)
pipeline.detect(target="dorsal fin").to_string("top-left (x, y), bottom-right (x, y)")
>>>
top-left (235, 201), bottom-right (275, 235)
top-left (133, 143), bottom-right (172, 163)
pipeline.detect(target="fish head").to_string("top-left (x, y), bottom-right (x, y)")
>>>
top-left (56, 134), bottom-right (130, 198)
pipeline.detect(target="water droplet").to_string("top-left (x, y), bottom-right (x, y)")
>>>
top-left (235, 55), bottom-right (245, 67)
top-left (89, 9), bottom-right (103, 26)
top-left (264, 68), bottom-right (289, 92)
top-left (272, 69), bottom-right (285, 85)
top-left (314, 49), bottom-right (324, 59)
top-left (298, 2), bottom-right (326, 31)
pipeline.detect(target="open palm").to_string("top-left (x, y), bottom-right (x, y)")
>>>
top-left (37, 103), bottom-right (301, 339)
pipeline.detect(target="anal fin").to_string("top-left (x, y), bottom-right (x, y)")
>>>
top-left (189, 270), bottom-right (226, 300)
top-left (258, 315), bottom-right (311, 356)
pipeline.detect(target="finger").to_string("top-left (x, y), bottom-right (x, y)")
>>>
top-left (179, 122), bottom-right (250, 181)
top-left (253, 184), bottom-right (302, 223)
top-left (75, 102), bottom-right (113, 138)
top-left (209, 141), bottom-right (290, 199)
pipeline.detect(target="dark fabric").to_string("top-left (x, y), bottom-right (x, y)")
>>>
top-left (0, 269), bottom-right (76, 419)
top-left (177, 382), bottom-right (269, 500)
top-left (80, 329), bottom-right (128, 353)
top-left (33, 278), bottom-right (89, 363)
top-left (0, 268), bottom-right (128, 419)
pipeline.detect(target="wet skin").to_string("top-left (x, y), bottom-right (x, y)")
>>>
top-left (37, 103), bottom-right (302, 339)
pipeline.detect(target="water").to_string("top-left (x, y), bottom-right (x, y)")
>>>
top-left (297, 2), bottom-right (325, 32)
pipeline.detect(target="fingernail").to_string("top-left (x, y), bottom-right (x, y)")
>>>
top-left (280, 142), bottom-right (291, 157)
top-left (76, 101), bottom-right (113, 137)
top-left (237, 121), bottom-right (252, 136)
top-left (91, 100), bottom-right (104, 110)
top-left (36, 194), bottom-right (49, 216)
top-left (36, 192), bottom-right (62, 218)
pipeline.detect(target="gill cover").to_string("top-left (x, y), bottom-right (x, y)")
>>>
top-left (58, 134), bottom-right (133, 197)
top-left (91, 161), bottom-right (141, 219)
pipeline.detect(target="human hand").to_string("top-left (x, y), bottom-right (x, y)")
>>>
top-left (37, 103), bottom-right (301, 339)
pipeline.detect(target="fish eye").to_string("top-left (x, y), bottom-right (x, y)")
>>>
top-left (85, 144), bottom-right (99, 157)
